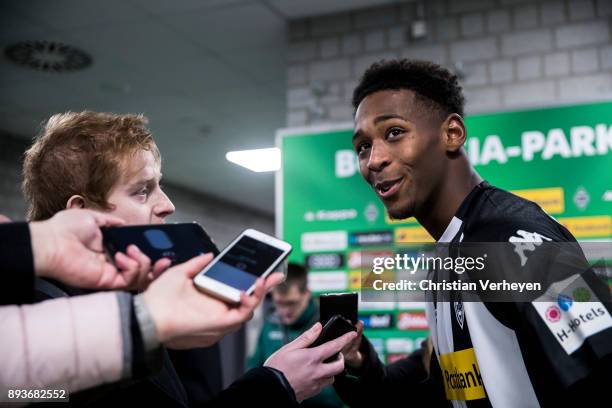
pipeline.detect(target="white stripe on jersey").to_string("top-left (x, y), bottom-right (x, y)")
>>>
top-left (428, 217), bottom-right (468, 408)
top-left (429, 215), bottom-right (540, 407)
top-left (463, 302), bottom-right (540, 407)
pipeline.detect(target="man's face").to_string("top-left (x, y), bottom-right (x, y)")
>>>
top-left (352, 89), bottom-right (446, 219)
top-left (272, 285), bottom-right (311, 325)
top-left (106, 150), bottom-right (175, 225)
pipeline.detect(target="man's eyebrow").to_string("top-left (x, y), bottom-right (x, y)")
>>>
top-left (352, 114), bottom-right (408, 141)
top-left (374, 114), bottom-right (407, 124)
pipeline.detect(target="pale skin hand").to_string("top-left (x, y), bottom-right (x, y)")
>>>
top-left (29, 209), bottom-right (168, 290)
top-left (143, 253), bottom-right (285, 349)
top-left (264, 323), bottom-right (358, 403)
top-left (341, 320), bottom-right (365, 369)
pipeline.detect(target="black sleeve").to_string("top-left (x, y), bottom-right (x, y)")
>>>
top-left (0, 222), bottom-right (35, 305)
top-left (468, 213), bottom-right (612, 390)
top-left (204, 367), bottom-right (298, 407)
top-left (333, 337), bottom-right (446, 407)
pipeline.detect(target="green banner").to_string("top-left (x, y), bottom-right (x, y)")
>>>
top-left (277, 101), bottom-right (612, 362)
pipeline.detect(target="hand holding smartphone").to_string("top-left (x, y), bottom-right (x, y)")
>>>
top-left (308, 315), bottom-right (356, 363)
top-left (193, 229), bottom-right (292, 303)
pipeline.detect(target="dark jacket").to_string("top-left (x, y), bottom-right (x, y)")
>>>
top-left (33, 277), bottom-right (298, 407)
top-left (333, 337), bottom-right (446, 407)
top-left (0, 222), bottom-right (35, 305)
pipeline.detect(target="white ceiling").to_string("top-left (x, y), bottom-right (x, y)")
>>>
top-left (0, 0), bottom-right (398, 214)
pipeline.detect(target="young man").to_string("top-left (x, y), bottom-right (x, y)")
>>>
top-left (334, 59), bottom-right (612, 407)
top-left (21, 111), bottom-right (355, 406)
top-left (248, 263), bottom-right (343, 407)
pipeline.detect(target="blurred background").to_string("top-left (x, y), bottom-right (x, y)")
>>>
top-left (1, 0), bottom-right (611, 391)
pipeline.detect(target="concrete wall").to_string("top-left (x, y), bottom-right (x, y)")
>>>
top-left (286, 0), bottom-right (612, 126)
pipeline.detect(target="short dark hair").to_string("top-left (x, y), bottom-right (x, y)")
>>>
top-left (276, 263), bottom-right (309, 294)
top-left (352, 59), bottom-right (465, 119)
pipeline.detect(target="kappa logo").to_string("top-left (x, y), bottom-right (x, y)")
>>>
top-left (508, 230), bottom-right (552, 266)
top-left (454, 301), bottom-right (465, 329)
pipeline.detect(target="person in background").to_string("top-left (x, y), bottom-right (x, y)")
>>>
top-left (248, 263), bottom-right (344, 407)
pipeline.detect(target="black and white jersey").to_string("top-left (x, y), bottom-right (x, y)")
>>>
top-left (427, 181), bottom-right (612, 407)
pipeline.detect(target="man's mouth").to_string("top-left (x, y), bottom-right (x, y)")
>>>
top-left (374, 177), bottom-right (404, 198)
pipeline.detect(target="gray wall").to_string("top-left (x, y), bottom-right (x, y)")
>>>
top-left (0, 131), bottom-right (273, 387)
top-left (286, 0), bottom-right (612, 126)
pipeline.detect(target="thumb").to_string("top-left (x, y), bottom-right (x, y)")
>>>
top-left (180, 253), bottom-right (214, 278)
top-left (286, 322), bottom-right (322, 350)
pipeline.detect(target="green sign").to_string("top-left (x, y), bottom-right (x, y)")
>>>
top-left (276, 101), bottom-right (612, 362)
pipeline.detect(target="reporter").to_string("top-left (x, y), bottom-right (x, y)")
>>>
top-left (0, 209), bottom-right (156, 305)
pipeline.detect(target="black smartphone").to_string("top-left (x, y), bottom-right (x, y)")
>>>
top-left (308, 315), bottom-right (356, 362)
top-left (102, 222), bottom-right (219, 266)
top-left (319, 292), bottom-right (358, 326)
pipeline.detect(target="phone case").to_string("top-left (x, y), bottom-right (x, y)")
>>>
top-left (319, 292), bottom-right (358, 326)
top-left (309, 314), bottom-right (356, 349)
top-left (102, 222), bottom-right (219, 266)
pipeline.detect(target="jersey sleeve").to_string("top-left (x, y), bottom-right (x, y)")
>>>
top-left (466, 212), bottom-right (612, 388)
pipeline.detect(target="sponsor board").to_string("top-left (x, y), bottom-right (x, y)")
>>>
top-left (307, 271), bottom-right (348, 292)
top-left (349, 231), bottom-right (393, 246)
top-left (305, 253), bottom-right (344, 270)
top-left (512, 187), bottom-right (564, 214)
top-left (301, 231), bottom-right (348, 252)
top-left (558, 216), bottom-right (612, 239)
top-left (395, 226), bottom-right (435, 244)
top-left (398, 311), bottom-right (429, 330)
top-left (360, 313), bottom-right (395, 329)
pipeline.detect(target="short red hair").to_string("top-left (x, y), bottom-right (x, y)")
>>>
top-left (22, 111), bottom-right (161, 220)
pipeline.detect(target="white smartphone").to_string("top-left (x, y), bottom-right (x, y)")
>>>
top-left (193, 229), bottom-right (292, 303)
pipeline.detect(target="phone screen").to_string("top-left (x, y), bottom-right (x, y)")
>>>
top-left (204, 235), bottom-right (284, 291)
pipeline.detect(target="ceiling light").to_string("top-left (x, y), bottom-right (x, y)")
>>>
top-left (226, 148), bottom-right (280, 172)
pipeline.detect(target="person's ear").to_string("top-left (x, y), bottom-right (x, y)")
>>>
top-left (443, 113), bottom-right (467, 153)
top-left (66, 195), bottom-right (86, 209)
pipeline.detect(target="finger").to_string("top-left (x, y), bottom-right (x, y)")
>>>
top-left (356, 320), bottom-right (364, 336)
top-left (128, 245), bottom-right (152, 272)
top-left (152, 258), bottom-right (172, 279)
top-left (263, 272), bottom-right (285, 292)
top-left (286, 322), bottom-right (322, 350)
top-left (234, 292), bottom-right (259, 322)
top-left (0, 214), bottom-right (11, 223)
top-left (127, 245), bottom-right (152, 289)
top-left (250, 277), bottom-right (266, 302)
top-left (114, 251), bottom-right (141, 287)
top-left (178, 253), bottom-right (214, 279)
top-left (314, 331), bottom-right (358, 361)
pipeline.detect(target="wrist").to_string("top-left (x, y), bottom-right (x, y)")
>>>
top-left (29, 221), bottom-right (56, 278)
top-left (142, 290), bottom-right (172, 344)
top-left (133, 293), bottom-right (161, 352)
